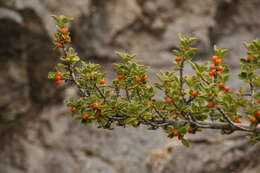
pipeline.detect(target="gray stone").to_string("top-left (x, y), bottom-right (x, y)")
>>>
top-left (0, 0), bottom-right (260, 173)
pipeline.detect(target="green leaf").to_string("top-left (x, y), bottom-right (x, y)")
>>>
top-left (181, 139), bottom-right (190, 147)
top-left (213, 45), bottom-right (228, 57)
top-left (51, 15), bottom-right (73, 24)
top-left (48, 71), bottom-right (56, 79)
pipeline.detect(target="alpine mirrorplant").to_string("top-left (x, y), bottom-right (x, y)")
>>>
top-left (48, 15), bottom-right (260, 147)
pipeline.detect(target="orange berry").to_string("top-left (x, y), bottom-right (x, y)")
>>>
top-left (175, 56), bottom-right (183, 62)
top-left (55, 79), bottom-right (61, 85)
top-left (207, 103), bottom-right (215, 108)
top-left (55, 37), bottom-right (62, 42)
top-left (135, 76), bottom-right (142, 82)
top-left (223, 86), bottom-right (230, 91)
top-left (212, 56), bottom-right (219, 62)
top-left (214, 58), bottom-right (222, 65)
top-left (64, 35), bottom-right (71, 40)
top-left (172, 130), bottom-right (179, 137)
top-left (70, 107), bottom-right (77, 113)
top-left (257, 100), bottom-right (260, 104)
top-left (188, 127), bottom-right (193, 133)
top-left (165, 97), bottom-right (173, 104)
top-left (55, 75), bottom-right (62, 81)
top-left (191, 91), bottom-right (199, 96)
top-left (233, 118), bottom-right (241, 123)
top-left (255, 110), bottom-right (260, 117)
top-left (145, 101), bottom-right (152, 105)
top-left (82, 114), bottom-right (89, 120)
top-left (218, 82), bottom-right (225, 88)
top-left (55, 72), bottom-right (62, 77)
top-left (249, 116), bottom-right (257, 123)
top-left (56, 42), bottom-right (62, 48)
top-left (99, 79), bottom-right (105, 84)
top-left (60, 27), bottom-right (69, 34)
top-left (143, 75), bottom-right (148, 80)
top-left (117, 74), bottom-right (124, 80)
top-left (216, 65), bottom-right (223, 71)
top-left (91, 103), bottom-right (99, 110)
top-left (217, 71), bottom-right (222, 75)
top-left (209, 71), bottom-right (215, 77)
top-left (209, 65), bottom-right (216, 70)
top-left (246, 56), bottom-right (254, 61)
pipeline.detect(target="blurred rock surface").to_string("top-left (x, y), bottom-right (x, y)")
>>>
top-left (0, 0), bottom-right (260, 173)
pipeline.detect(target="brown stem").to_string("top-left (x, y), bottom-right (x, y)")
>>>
top-left (94, 84), bottom-right (106, 101)
top-left (149, 119), bottom-right (259, 133)
top-left (216, 107), bottom-right (251, 131)
top-left (179, 60), bottom-right (186, 103)
top-left (125, 87), bottom-right (131, 102)
top-left (62, 47), bottom-right (90, 97)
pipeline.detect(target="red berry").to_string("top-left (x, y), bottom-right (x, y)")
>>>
top-left (209, 71), bottom-right (215, 77)
top-left (82, 114), bottom-right (89, 120)
top-left (214, 58), bottom-right (222, 65)
top-left (172, 130), bottom-right (179, 137)
top-left (70, 107), bottom-right (77, 113)
top-left (257, 100), bottom-right (260, 104)
top-left (56, 42), bottom-right (62, 48)
top-left (207, 103), bottom-right (215, 108)
top-left (233, 118), bottom-right (241, 123)
top-left (175, 56), bottom-right (183, 62)
top-left (188, 127), bottom-right (193, 133)
top-left (55, 37), bottom-right (62, 42)
top-left (63, 35), bottom-right (71, 40)
top-left (91, 103), bottom-right (99, 110)
top-left (216, 65), bottom-right (223, 71)
top-left (117, 74), bottom-right (124, 80)
top-left (246, 56), bottom-right (254, 61)
top-left (55, 75), bottom-right (62, 81)
top-left (145, 101), bottom-right (152, 105)
top-left (255, 110), bottom-right (260, 117)
top-left (209, 65), bottom-right (216, 70)
top-left (212, 56), bottom-right (219, 62)
top-left (249, 116), bottom-right (257, 123)
top-left (218, 82), bottom-right (225, 88)
top-left (165, 97), bottom-right (173, 104)
top-left (143, 75), bottom-right (148, 80)
top-left (99, 79), bottom-right (105, 84)
top-left (135, 76), bottom-right (142, 82)
top-left (191, 91), bottom-right (199, 96)
top-left (55, 79), bottom-right (61, 85)
top-left (55, 72), bottom-right (62, 77)
top-left (60, 27), bottom-right (69, 34)
top-left (223, 86), bottom-right (230, 91)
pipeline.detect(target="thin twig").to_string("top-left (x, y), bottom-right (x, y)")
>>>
top-left (216, 107), bottom-right (251, 132)
top-left (125, 87), bottom-right (131, 102)
top-left (179, 60), bottom-right (186, 103)
top-left (94, 84), bottom-right (106, 102)
top-left (136, 88), bottom-right (142, 103)
top-left (153, 105), bottom-right (165, 119)
top-left (249, 81), bottom-right (255, 104)
top-left (150, 119), bottom-right (259, 133)
top-left (62, 47), bottom-right (90, 97)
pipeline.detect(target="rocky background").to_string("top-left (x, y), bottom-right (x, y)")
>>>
top-left (0, 0), bottom-right (260, 173)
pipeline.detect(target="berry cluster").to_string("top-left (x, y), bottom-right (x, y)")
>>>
top-left (209, 56), bottom-right (224, 77)
top-left (54, 72), bottom-right (62, 85)
top-left (54, 26), bottom-right (71, 48)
